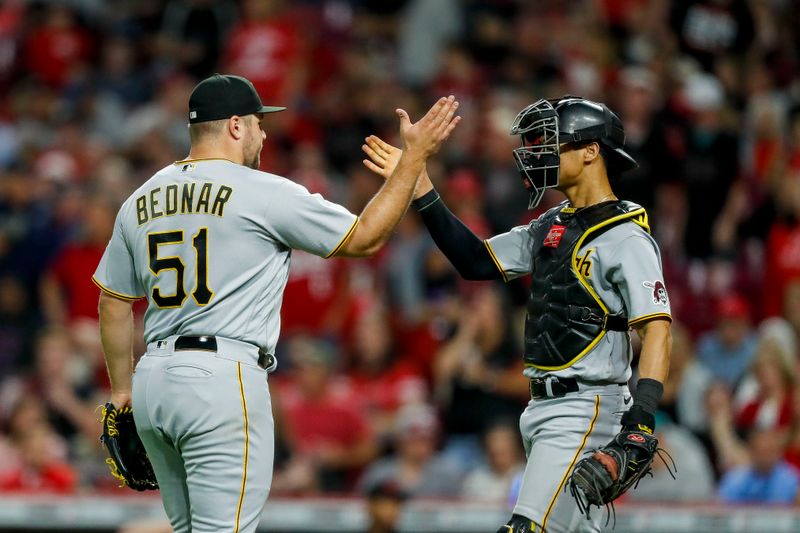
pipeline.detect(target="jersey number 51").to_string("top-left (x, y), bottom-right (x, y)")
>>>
top-left (147, 228), bottom-right (214, 308)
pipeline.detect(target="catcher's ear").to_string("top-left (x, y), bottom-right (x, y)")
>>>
top-left (582, 142), bottom-right (601, 164)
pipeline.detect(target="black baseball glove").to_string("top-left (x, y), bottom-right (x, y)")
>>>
top-left (99, 402), bottom-right (158, 491)
top-left (567, 406), bottom-right (675, 523)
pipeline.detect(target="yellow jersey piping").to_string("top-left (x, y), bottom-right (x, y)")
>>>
top-left (91, 276), bottom-right (143, 301)
top-left (484, 240), bottom-right (509, 283)
top-left (628, 312), bottom-right (672, 328)
top-left (234, 362), bottom-right (250, 533)
top-left (324, 217), bottom-right (359, 258)
top-left (541, 395), bottom-right (600, 530)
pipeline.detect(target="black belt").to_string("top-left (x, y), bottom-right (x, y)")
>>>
top-left (174, 336), bottom-right (273, 370)
top-left (529, 377), bottom-right (625, 399)
top-left (529, 377), bottom-right (580, 399)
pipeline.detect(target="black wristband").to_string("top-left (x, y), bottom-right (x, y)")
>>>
top-left (632, 378), bottom-right (663, 416)
top-left (411, 189), bottom-right (440, 212)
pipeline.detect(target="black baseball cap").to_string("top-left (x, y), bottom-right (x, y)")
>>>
top-left (188, 74), bottom-right (286, 124)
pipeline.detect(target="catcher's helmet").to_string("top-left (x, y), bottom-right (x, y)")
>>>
top-left (510, 96), bottom-right (638, 209)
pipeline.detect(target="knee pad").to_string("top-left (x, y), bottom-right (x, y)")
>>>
top-left (495, 514), bottom-right (539, 533)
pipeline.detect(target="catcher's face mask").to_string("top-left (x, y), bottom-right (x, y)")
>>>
top-left (510, 99), bottom-right (561, 210)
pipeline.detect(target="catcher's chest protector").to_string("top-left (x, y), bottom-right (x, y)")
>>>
top-left (524, 200), bottom-right (648, 370)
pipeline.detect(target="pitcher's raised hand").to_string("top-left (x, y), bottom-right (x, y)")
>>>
top-left (397, 95), bottom-right (460, 157)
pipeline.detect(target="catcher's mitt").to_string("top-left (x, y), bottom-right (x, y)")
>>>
top-left (99, 402), bottom-right (158, 491)
top-left (567, 429), bottom-right (674, 524)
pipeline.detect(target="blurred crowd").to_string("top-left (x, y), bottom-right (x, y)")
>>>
top-left (2, 0), bottom-right (800, 512)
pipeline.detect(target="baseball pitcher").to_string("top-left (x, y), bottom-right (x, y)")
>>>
top-left (93, 74), bottom-right (460, 533)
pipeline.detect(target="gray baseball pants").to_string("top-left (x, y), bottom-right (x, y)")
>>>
top-left (132, 335), bottom-right (274, 533)
top-left (514, 383), bottom-right (628, 533)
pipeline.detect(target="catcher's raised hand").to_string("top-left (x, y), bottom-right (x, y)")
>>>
top-left (362, 135), bottom-right (436, 198)
top-left (362, 135), bottom-right (402, 180)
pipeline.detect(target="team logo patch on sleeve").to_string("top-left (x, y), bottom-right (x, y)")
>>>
top-left (643, 280), bottom-right (668, 306)
top-left (543, 224), bottom-right (566, 248)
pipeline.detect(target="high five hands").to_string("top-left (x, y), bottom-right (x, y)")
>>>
top-left (363, 97), bottom-right (459, 197)
top-left (362, 134), bottom-right (403, 180)
top-left (396, 95), bottom-right (460, 157)
top-left (363, 133), bottom-right (435, 199)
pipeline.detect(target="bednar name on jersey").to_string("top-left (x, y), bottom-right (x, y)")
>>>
top-left (135, 181), bottom-right (233, 225)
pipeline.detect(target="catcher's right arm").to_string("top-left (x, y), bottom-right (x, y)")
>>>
top-left (100, 402), bottom-right (159, 491)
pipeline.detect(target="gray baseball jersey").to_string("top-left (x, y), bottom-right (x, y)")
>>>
top-left (93, 158), bottom-right (358, 355)
top-left (94, 158), bottom-right (359, 533)
top-left (485, 204), bottom-right (671, 383)
top-left (485, 202), bottom-right (671, 532)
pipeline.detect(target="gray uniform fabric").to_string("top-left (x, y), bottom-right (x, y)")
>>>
top-left (133, 337), bottom-right (273, 533)
top-left (94, 159), bottom-right (357, 354)
top-left (487, 211), bottom-right (671, 383)
top-left (94, 158), bottom-right (358, 533)
top-left (485, 203), bottom-right (671, 532)
top-left (516, 384), bottom-right (628, 532)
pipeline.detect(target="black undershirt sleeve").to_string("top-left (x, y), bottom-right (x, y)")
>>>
top-left (411, 189), bottom-right (503, 281)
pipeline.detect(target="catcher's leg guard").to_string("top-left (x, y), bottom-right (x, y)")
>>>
top-left (495, 514), bottom-right (540, 533)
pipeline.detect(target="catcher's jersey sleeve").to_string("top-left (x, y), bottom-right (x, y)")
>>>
top-left (93, 211), bottom-right (145, 300)
top-left (604, 232), bottom-right (672, 326)
top-left (485, 222), bottom-right (537, 281)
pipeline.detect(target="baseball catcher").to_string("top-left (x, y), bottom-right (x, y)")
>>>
top-left (361, 95), bottom-right (675, 532)
top-left (100, 402), bottom-right (158, 491)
